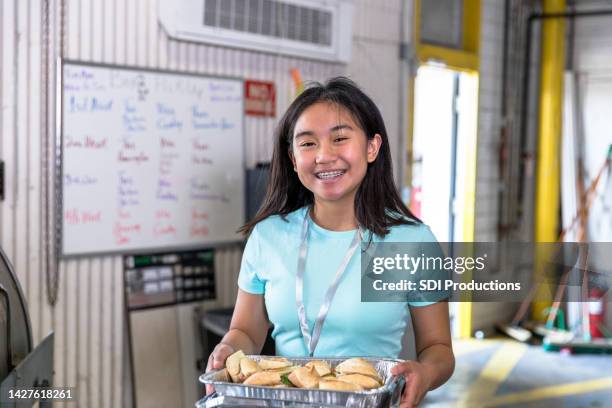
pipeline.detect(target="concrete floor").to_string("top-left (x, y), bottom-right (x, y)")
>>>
top-left (424, 338), bottom-right (612, 408)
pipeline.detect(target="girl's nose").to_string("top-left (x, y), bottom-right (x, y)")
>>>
top-left (315, 142), bottom-right (337, 164)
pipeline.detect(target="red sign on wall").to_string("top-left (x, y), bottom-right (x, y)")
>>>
top-left (245, 80), bottom-right (276, 117)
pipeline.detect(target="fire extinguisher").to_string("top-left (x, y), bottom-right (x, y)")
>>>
top-left (589, 288), bottom-right (606, 339)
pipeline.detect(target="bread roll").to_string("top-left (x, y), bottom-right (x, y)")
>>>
top-left (319, 378), bottom-right (364, 392)
top-left (225, 350), bottom-right (246, 383)
top-left (337, 374), bottom-right (381, 390)
top-left (216, 368), bottom-right (231, 383)
top-left (334, 358), bottom-right (381, 382)
top-left (305, 360), bottom-right (332, 377)
top-left (259, 357), bottom-right (292, 370)
top-left (242, 371), bottom-right (282, 386)
top-left (266, 365), bottom-right (300, 376)
top-left (288, 366), bottom-right (320, 389)
top-left (239, 357), bottom-right (260, 379)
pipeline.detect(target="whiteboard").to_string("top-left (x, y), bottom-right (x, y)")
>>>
top-left (59, 61), bottom-right (245, 256)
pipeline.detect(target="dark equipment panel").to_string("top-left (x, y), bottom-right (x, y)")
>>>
top-left (245, 163), bottom-right (270, 221)
top-left (124, 249), bottom-right (215, 311)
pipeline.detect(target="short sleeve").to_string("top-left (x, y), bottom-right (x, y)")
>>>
top-left (237, 225), bottom-right (265, 294)
top-left (408, 225), bottom-right (451, 307)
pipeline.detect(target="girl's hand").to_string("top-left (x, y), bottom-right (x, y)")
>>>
top-left (205, 343), bottom-right (236, 395)
top-left (390, 360), bottom-right (433, 407)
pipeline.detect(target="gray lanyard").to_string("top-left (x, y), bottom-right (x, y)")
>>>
top-left (295, 210), bottom-right (363, 356)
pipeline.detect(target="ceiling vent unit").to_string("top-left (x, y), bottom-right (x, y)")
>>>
top-left (159, 0), bottom-right (354, 63)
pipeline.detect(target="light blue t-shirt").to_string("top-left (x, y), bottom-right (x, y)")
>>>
top-left (238, 206), bottom-right (443, 358)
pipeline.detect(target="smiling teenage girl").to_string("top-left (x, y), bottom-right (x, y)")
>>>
top-left (206, 77), bottom-right (454, 406)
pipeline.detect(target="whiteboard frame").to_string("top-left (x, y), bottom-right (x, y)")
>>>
top-left (56, 59), bottom-right (247, 258)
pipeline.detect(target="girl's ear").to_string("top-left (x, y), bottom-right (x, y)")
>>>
top-left (367, 134), bottom-right (383, 163)
top-left (288, 149), bottom-right (297, 172)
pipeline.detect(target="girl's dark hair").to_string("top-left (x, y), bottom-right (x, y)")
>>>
top-left (239, 76), bottom-right (421, 237)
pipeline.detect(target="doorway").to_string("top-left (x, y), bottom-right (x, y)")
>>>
top-left (410, 64), bottom-right (479, 336)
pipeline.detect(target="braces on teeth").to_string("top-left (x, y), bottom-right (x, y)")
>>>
top-left (317, 171), bottom-right (344, 179)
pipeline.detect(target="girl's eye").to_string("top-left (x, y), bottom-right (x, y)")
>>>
top-left (300, 142), bottom-right (315, 147)
top-left (334, 137), bottom-right (348, 142)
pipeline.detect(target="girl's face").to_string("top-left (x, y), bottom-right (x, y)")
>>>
top-left (289, 102), bottom-right (381, 206)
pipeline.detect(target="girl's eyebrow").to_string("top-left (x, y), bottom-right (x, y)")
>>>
top-left (330, 124), bottom-right (353, 133)
top-left (294, 124), bottom-right (354, 139)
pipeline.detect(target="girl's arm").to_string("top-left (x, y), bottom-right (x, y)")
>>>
top-left (391, 302), bottom-right (455, 406)
top-left (223, 289), bottom-right (271, 354)
top-left (411, 301), bottom-right (454, 387)
top-left (205, 289), bottom-right (270, 393)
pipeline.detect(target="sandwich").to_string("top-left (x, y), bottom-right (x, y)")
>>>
top-left (224, 350), bottom-right (261, 383)
top-left (304, 360), bottom-right (332, 377)
top-left (334, 358), bottom-right (382, 383)
top-left (216, 368), bottom-right (231, 383)
top-left (242, 371), bottom-right (282, 386)
top-left (318, 378), bottom-right (364, 392)
top-left (288, 366), bottom-right (320, 389)
top-left (225, 350), bottom-right (246, 383)
top-left (266, 365), bottom-right (301, 376)
top-left (239, 357), bottom-right (261, 379)
top-left (337, 373), bottom-right (381, 390)
top-left (258, 357), bottom-right (292, 370)
top-left (222, 351), bottom-right (385, 392)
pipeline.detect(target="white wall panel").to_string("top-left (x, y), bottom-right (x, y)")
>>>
top-left (1, 0), bottom-right (17, 261)
top-left (16, 0), bottom-right (29, 315)
top-left (347, 0), bottom-right (404, 185)
top-left (0, 0), bottom-right (5, 247)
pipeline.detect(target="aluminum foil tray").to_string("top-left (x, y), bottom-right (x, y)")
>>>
top-left (199, 356), bottom-right (406, 408)
top-left (196, 393), bottom-right (348, 407)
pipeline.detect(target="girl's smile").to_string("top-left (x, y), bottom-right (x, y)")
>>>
top-left (314, 169), bottom-right (346, 180)
top-left (290, 102), bottom-right (381, 204)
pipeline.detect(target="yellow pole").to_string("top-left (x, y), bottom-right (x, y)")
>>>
top-left (457, 0), bottom-right (481, 340)
top-left (463, 0), bottom-right (481, 54)
top-left (533, 0), bottom-right (565, 321)
top-left (457, 74), bottom-right (480, 339)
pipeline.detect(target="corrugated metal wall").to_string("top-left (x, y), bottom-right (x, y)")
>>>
top-left (1, 0), bottom-right (409, 406)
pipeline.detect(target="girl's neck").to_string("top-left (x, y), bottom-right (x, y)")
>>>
top-left (310, 199), bottom-right (357, 231)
